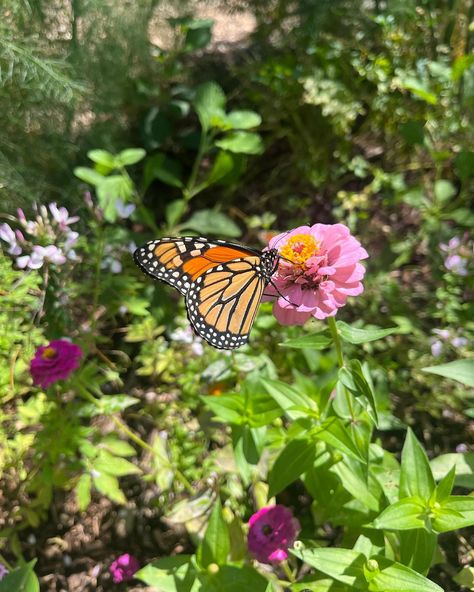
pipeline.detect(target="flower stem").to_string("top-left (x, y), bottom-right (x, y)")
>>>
top-left (328, 317), bottom-right (344, 368)
top-left (281, 560), bottom-right (295, 583)
top-left (327, 317), bottom-right (355, 420)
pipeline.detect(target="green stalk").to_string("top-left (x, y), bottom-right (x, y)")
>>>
top-left (327, 316), bottom-right (355, 420)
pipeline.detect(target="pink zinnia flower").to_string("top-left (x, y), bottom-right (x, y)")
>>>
top-left (109, 554), bottom-right (140, 583)
top-left (30, 339), bottom-right (83, 388)
top-left (265, 224), bottom-right (368, 324)
top-left (247, 505), bottom-right (300, 564)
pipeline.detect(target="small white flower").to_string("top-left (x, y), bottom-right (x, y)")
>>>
top-left (49, 202), bottom-right (79, 230)
top-left (115, 199), bottom-right (136, 219)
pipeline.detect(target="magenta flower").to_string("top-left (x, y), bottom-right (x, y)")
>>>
top-left (30, 339), bottom-right (83, 388)
top-left (109, 554), bottom-right (140, 583)
top-left (247, 505), bottom-right (300, 564)
top-left (265, 224), bottom-right (368, 324)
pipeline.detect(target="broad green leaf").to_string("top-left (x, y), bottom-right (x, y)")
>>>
top-left (372, 497), bottom-right (427, 530)
top-left (422, 359), bottom-right (474, 387)
top-left (184, 19), bottom-right (213, 51)
top-left (268, 438), bottom-right (316, 497)
top-left (165, 199), bottom-right (187, 228)
top-left (291, 577), bottom-right (348, 591)
top-left (246, 391), bottom-right (282, 427)
top-left (0, 562), bottom-right (39, 592)
top-left (87, 149), bottom-right (116, 167)
top-left (232, 425), bottom-right (262, 484)
top-left (201, 394), bottom-right (244, 424)
top-left (97, 175), bottom-right (133, 221)
top-left (291, 547), bottom-right (366, 588)
top-left (194, 82), bottom-right (226, 131)
top-left (201, 151), bottom-right (236, 188)
top-left (117, 148), bottom-right (146, 166)
top-left (144, 153), bottom-right (184, 189)
top-left (367, 555), bottom-right (443, 591)
top-left (225, 110), bottom-right (262, 129)
top-left (93, 450), bottom-right (141, 476)
top-left (399, 121), bottom-right (424, 145)
top-left (182, 209), bottom-right (241, 238)
top-left (92, 473), bottom-right (126, 504)
top-left (336, 321), bottom-right (397, 344)
top-left (331, 460), bottom-right (380, 512)
top-left (280, 334), bottom-right (332, 349)
top-left (196, 499), bottom-right (230, 568)
top-left (136, 556), bottom-right (199, 592)
top-left (454, 150), bottom-right (474, 180)
top-left (73, 166), bottom-right (104, 185)
top-left (399, 428), bottom-right (435, 500)
top-left (313, 417), bottom-right (365, 462)
top-left (215, 132), bottom-right (264, 155)
top-left (430, 452), bottom-right (474, 489)
top-left (399, 529), bottom-right (437, 574)
top-left (433, 495), bottom-right (474, 533)
top-left (76, 473), bottom-right (92, 511)
top-left (261, 378), bottom-right (316, 420)
top-left (204, 565), bottom-right (270, 592)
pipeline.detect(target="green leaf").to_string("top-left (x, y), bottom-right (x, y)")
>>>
top-left (433, 495), bottom-right (474, 533)
top-left (97, 394), bottom-right (139, 414)
top-left (313, 417), bottom-right (365, 462)
top-left (117, 148), bottom-right (146, 166)
top-left (232, 425), bottom-right (262, 484)
top-left (87, 149), bottom-right (116, 168)
top-left (96, 175), bottom-right (133, 221)
top-left (268, 438), bottom-right (316, 497)
top-left (225, 110), bottom-right (262, 129)
top-left (434, 179), bottom-right (456, 203)
top-left (182, 209), bottom-right (241, 238)
top-left (261, 378), bottom-right (316, 420)
top-left (204, 565), bottom-right (270, 592)
top-left (76, 473), bottom-right (92, 511)
top-left (367, 555), bottom-right (443, 591)
top-left (93, 450), bottom-right (141, 476)
top-left (101, 436), bottom-right (135, 457)
top-left (435, 465), bottom-right (456, 501)
top-left (454, 150), bottom-right (474, 180)
top-left (136, 556), bottom-right (198, 592)
top-left (203, 151), bottom-right (235, 187)
top-left (202, 394), bottom-right (244, 424)
top-left (399, 121), bottom-right (425, 145)
top-left (399, 529), bottom-right (437, 574)
top-left (336, 321), bottom-right (397, 344)
top-left (331, 460), bottom-right (380, 512)
top-left (196, 499), bottom-right (230, 568)
top-left (215, 131), bottom-right (264, 155)
top-left (372, 497), bottom-right (427, 530)
top-left (165, 199), bottom-right (187, 228)
top-left (0, 561), bottom-right (39, 592)
top-left (73, 166), bottom-right (104, 185)
top-left (399, 428), bottom-right (435, 500)
top-left (92, 473), bottom-right (126, 504)
top-left (280, 334), bottom-right (332, 349)
top-left (339, 361), bottom-right (378, 425)
top-left (184, 19), bottom-right (213, 51)
top-left (422, 359), bottom-right (474, 387)
top-left (290, 547), bottom-right (366, 588)
top-left (194, 82), bottom-right (226, 131)
top-left (430, 452), bottom-right (474, 489)
top-left (144, 153), bottom-right (184, 189)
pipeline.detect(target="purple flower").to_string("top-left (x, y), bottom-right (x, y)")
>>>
top-left (49, 203), bottom-right (80, 231)
top-left (30, 339), bottom-right (83, 388)
top-left (451, 336), bottom-right (468, 348)
top-left (432, 328), bottom-right (450, 340)
top-left (0, 223), bottom-right (22, 255)
top-left (444, 254), bottom-right (468, 276)
top-left (115, 199), bottom-right (136, 219)
top-left (431, 340), bottom-right (443, 357)
top-left (109, 554), bottom-right (140, 583)
top-left (0, 563), bottom-right (8, 580)
top-left (247, 505), bottom-right (300, 564)
top-left (16, 245), bottom-right (66, 269)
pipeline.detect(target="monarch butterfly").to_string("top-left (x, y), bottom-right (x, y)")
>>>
top-left (133, 237), bottom-right (280, 350)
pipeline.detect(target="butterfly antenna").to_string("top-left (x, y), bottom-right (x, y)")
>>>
top-left (264, 278), bottom-right (300, 308)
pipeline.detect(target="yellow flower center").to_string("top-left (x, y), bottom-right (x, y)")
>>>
top-left (279, 234), bottom-right (320, 265)
top-left (42, 346), bottom-right (57, 360)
